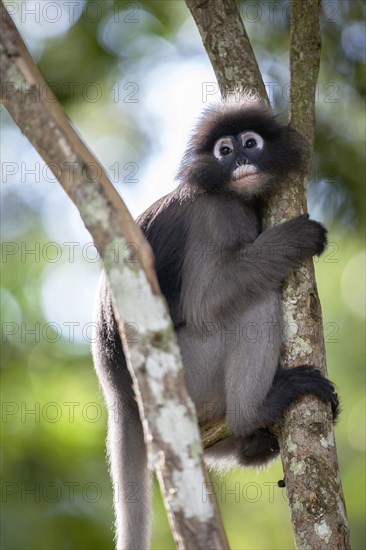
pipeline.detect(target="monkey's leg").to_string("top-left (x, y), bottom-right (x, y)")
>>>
top-left (93, 281), bottom-right (151, 550)
top-left (177, 326), bottom-right (226, 422)
top-left (224, 293), bottom-right (282, 450)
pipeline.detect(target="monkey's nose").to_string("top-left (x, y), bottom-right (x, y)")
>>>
top-left (236, 157), bottom-right (248, 167)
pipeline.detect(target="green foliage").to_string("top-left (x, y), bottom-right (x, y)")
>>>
top-left (1, 0), bottom-right (365, 548)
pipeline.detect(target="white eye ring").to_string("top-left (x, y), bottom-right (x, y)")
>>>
top-left (213, 137), bottom-right (234, 159)
top-left (239, 131), bottom-right (264, 150)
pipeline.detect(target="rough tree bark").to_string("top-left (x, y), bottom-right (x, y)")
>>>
top-left (273, 3), bottom-right (350, 548)
top-left (186, 0), bottom-right (350, 548)
top-left (0, 3), bottom-right (229, 548)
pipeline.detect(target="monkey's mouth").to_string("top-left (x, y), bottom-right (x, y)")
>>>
top-left (231, 165), bottom-right (260, 186)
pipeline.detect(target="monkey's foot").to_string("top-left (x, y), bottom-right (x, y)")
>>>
top-left (239, 428), bottom-right (279, 466)
top-left (269, 365), bottom-right (340, 421)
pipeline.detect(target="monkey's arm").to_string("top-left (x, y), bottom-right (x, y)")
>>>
top-left (245, 214), bottom-right (327, 293)
top-left (180, 211), bottom-right (326, 327)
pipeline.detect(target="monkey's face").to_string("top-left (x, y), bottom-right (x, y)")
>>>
top-left (177, 103), bottom-right (308, 200)
top-left (213, 131), bottom-right (266, 198)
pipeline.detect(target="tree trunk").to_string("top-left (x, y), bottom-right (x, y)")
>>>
top-left (186, 0), bottom-right (350, 547)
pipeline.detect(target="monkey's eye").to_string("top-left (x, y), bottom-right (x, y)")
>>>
top-left (220, 146), bottom-right (232, 156)
top-left (245, 138), bottom-right (257, 148)
top-left (239, 131), bottom-right (264, 151)
top-left (213, 137), bottom-right (234, 160)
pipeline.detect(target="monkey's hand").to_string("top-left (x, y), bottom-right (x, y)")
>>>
top-left (254, 213), bottom-right (328, 266)
top-left (285, 213), bottom-right (328, 258)
top-left (245, 215), bottom-right (328, 291)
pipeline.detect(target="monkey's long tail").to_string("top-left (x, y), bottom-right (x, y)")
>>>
top-left (107, 397), bottom-right (152, 550)
top-left (92, 274), bottom-right (152, 550)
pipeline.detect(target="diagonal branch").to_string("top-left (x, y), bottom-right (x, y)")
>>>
top-left (0, 3), bottom-right (229, 548)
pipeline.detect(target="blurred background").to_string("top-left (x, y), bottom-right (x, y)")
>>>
top-left (1, 0), bottom-right (365, 548)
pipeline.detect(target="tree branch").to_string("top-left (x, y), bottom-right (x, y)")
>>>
top-left (0, 3), bottom-right (229, 548)
top-left (272, 1), bottom-right (350, 548)
top-left (186, 0), bottom-right (350, 547)
top-left (186, 0), bottom-right (268, 103)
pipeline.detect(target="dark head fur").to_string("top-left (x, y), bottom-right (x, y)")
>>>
top-left (177, 99), bottom-right (308, 199)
